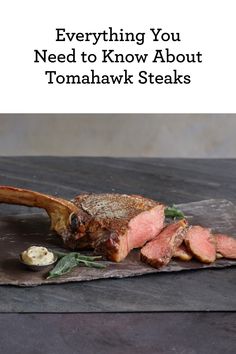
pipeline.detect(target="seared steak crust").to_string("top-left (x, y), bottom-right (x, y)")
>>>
top-left (73, 193), bottom-right (157, 226)
top-left (70, 193), bottom-right (165, 262)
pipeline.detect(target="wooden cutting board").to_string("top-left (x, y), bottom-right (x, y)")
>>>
top-left (0, 199), bottom-right (236, 287)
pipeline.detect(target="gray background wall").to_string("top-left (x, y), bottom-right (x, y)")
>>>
top-left (0, 114), bottom-right (235, 157)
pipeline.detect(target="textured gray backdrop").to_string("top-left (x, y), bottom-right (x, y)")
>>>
top-left (0, 114), bottom-right (235, 157)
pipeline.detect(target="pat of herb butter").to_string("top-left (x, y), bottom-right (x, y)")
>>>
top-left (21, 246), bottom-right (54, 266)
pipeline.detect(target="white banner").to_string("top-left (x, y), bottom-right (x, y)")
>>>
top-left (0, 0), bottom-right (235, 113)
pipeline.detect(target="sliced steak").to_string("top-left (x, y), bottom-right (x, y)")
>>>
top-left (215, 234), bottom-right (236, 259)
top-left (140, 219), bottom-right (188, 268)
top-left (184, 226), bottom-right (216, 263)
top-left (174, 243), bottom-right (193, 261)
top-left (72, 194), bottom-right (165, 262)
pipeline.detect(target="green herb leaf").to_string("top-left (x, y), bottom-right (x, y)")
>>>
top-left (47, 253), bottom-right (105, 279)
top-left (53, 251), bottom-right (102, 261)
top-left (165, 206), bottom-right (185, 219)
top-left (47, 253), bottom-right (78, 279)
top-left (75, 255), bottom-right (102, 261)
top-left (76, 258), bottom-right (106, 269)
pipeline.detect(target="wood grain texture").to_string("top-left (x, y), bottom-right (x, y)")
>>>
top-left (0, 157), bottom-right (236, 311)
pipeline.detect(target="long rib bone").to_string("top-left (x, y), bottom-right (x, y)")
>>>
top-left (0, 186), bottom-right (80, 242)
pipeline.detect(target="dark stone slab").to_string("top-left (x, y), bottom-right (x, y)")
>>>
top-left (0, 313), bottom-right (235, 354)
top-left (0, 199), bottom-right (236, 286)
top-left (0, 157), bottom-right (236, 312)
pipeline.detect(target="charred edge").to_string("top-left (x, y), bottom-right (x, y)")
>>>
top-left (141, 250), bottom-right (172, 268)
top-left (94, 231), bottom-right (120, 262)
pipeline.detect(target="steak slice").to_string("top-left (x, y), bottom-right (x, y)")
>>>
top-left (184, 226), bottom-right (216, 263)
top-left (71, 194), bottom-right (165, 262)
top-left (140, 219), bottom-right (188, 268)
top-left (173, 243), bottom-right (193, 261)
top-left (215, 234), bottom-right (236, 259)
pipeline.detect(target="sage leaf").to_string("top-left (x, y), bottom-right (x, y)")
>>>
top-left (165, 206), bottom-right (185, 219)
top-left (47, 252), bottom-right (106, 279)
top-left (77, 259), bottom-right (106, 269)
top-left (47, 253), bottom-right (78, 279)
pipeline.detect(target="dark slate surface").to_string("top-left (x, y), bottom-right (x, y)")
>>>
top-left (0, 313), bottom-right (235, 354)
top-left (0, 157), bottom-right (236, 312)
top-left (0, 200), bottom-right (236, 286)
